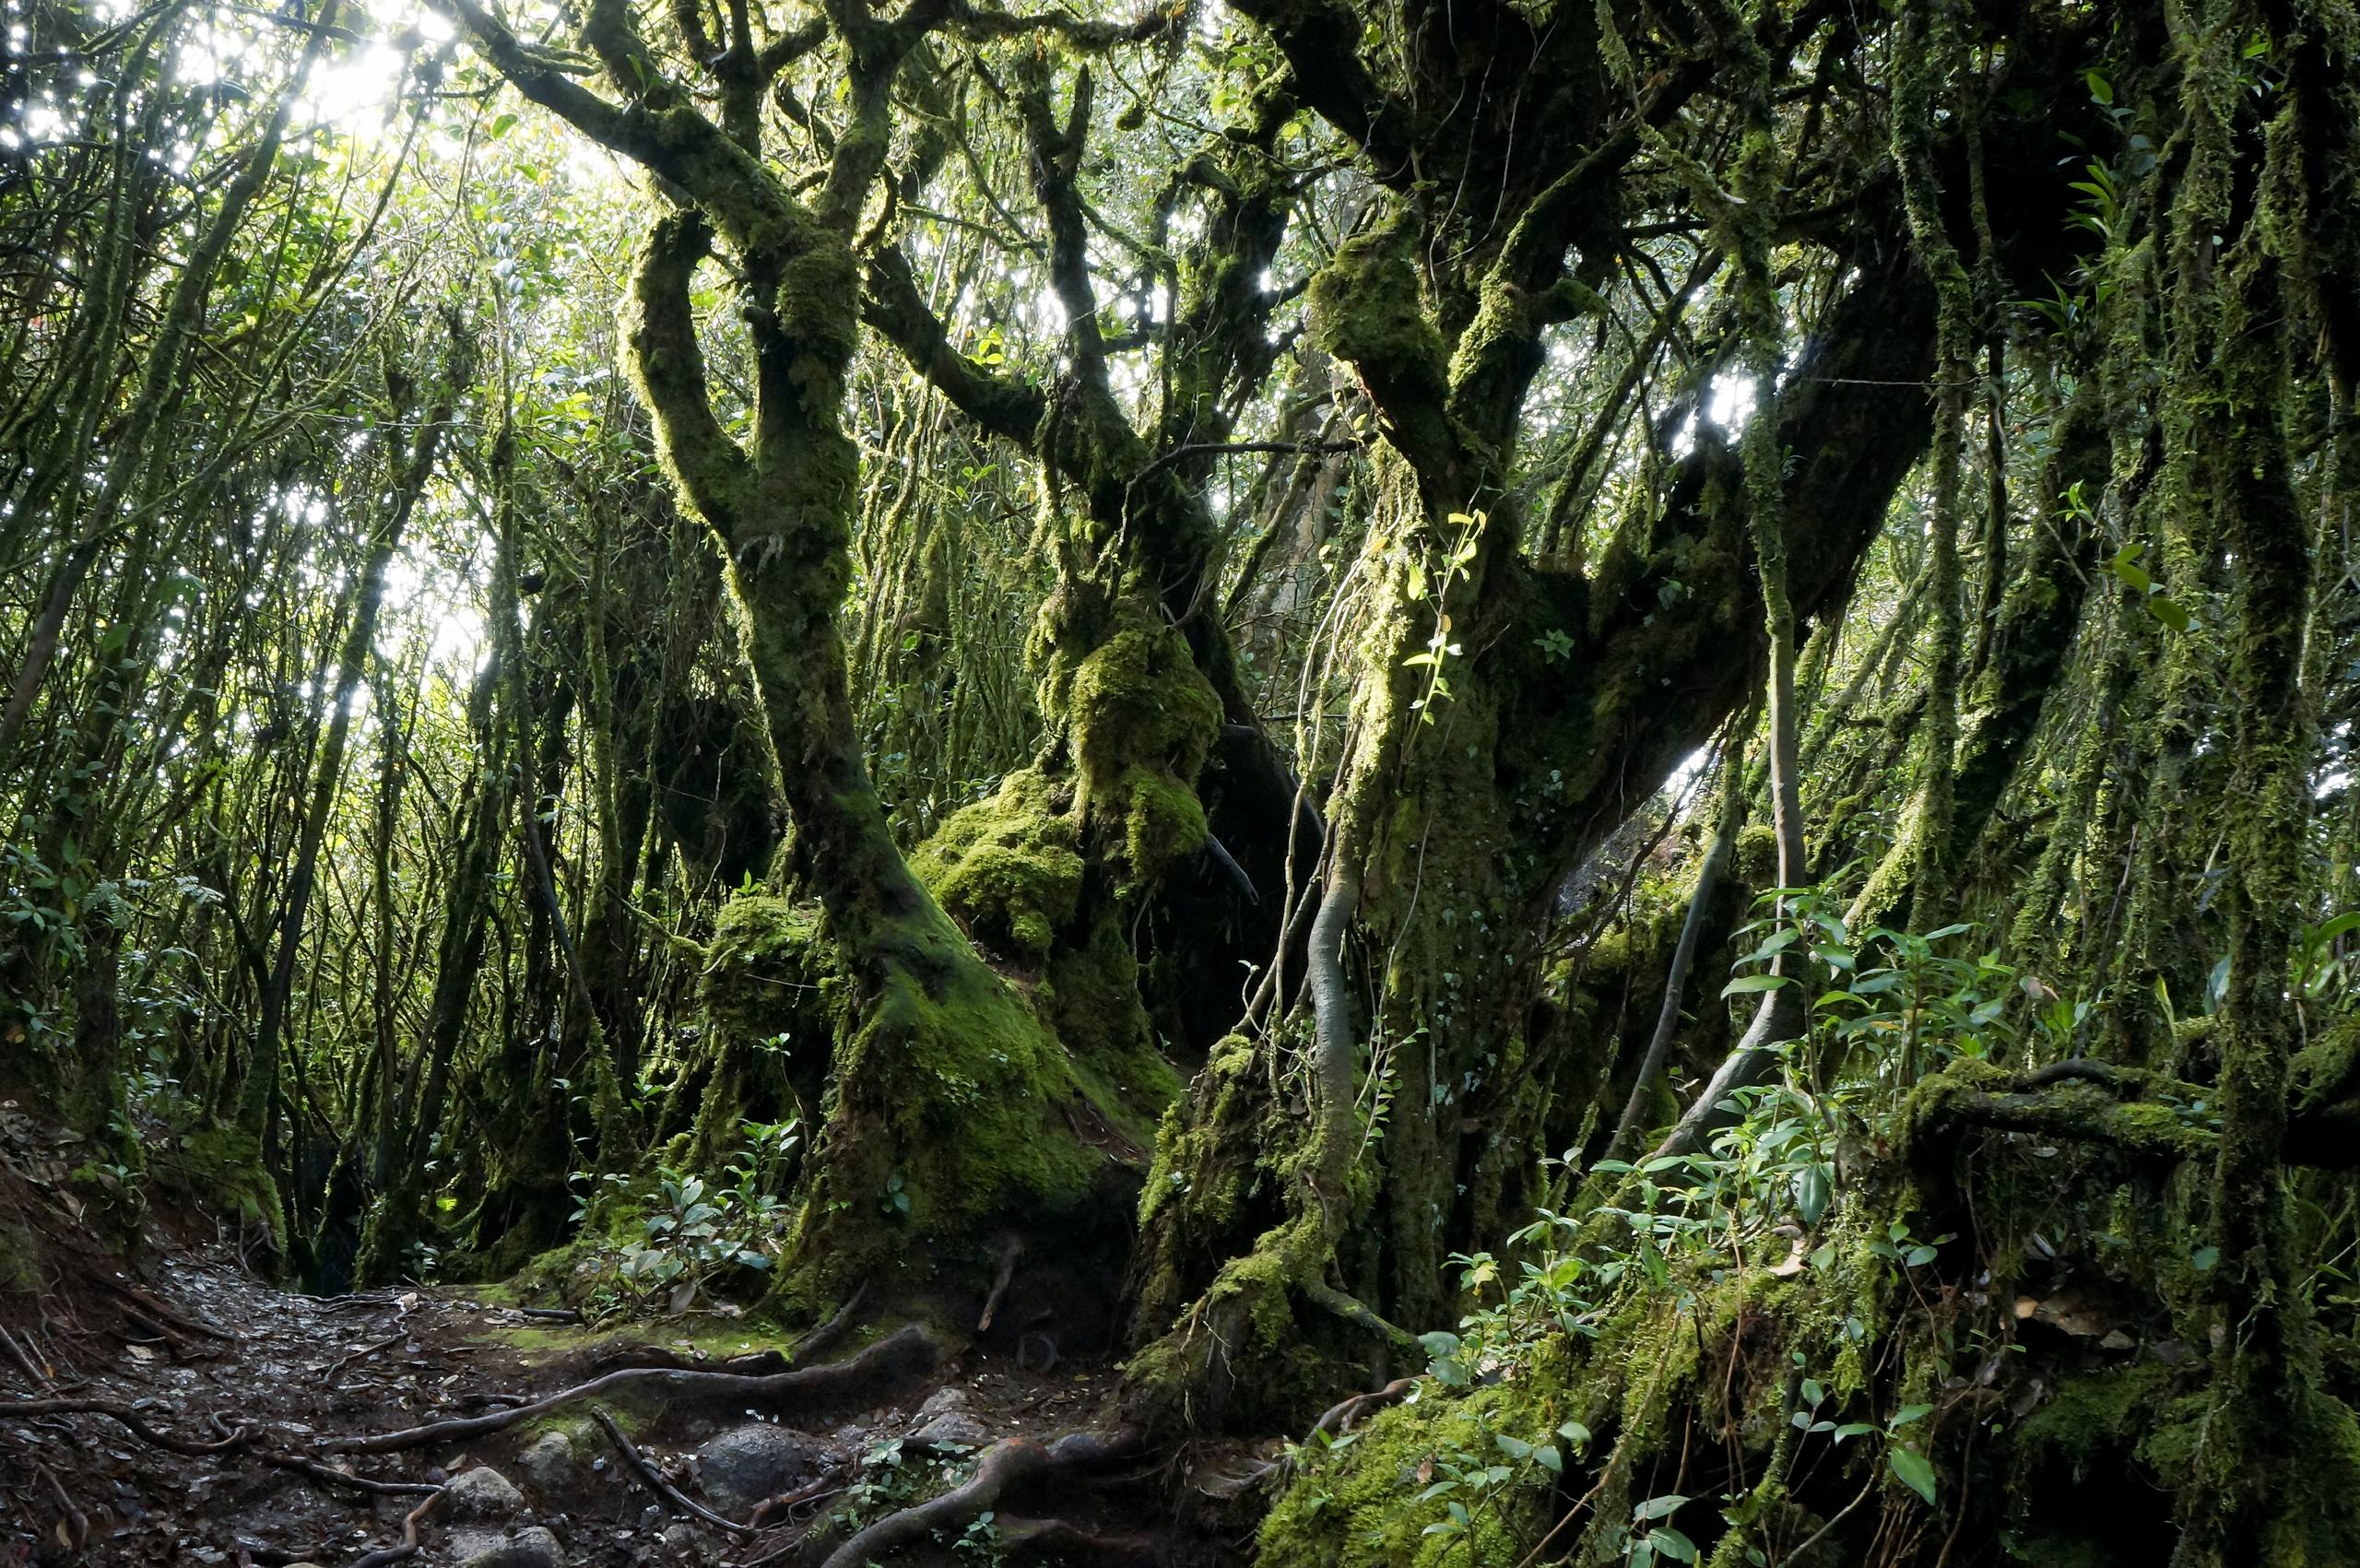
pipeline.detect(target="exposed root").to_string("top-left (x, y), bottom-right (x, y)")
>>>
top-left (979, 1239), bottom-right (1021, 1333)
top-left (1308, 1376), bottom-right (1415, 1441)
top-left (328, 1321), bottom-right (940, 1455)
top-left (997, 1513), bottom-right (1161, 1564)
top-left (33, 1460), bottom-right (88, 1551)
top-left (348, 1485), bottom-right (444, 1568)
top-left (816, 1427), bottom-right (1144, 1568)
top-left (787, 1279), bottom-right (869, 1369)
top-left (0, 1397), bottom-right (248, 1455)
top-left (593, 1405), bottom-right (752, 1538)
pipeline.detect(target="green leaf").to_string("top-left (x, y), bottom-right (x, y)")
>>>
top-left (1722, 974), bottom-right (1790, 996)
top-left (1889, 1445), bottom-right (1937, 1505)
top-left (2147, 595), bottom-right (2190, 632)
top-left (1652, 1527), bottom-right (1700, 1563)
top-left (1634, 1493), bottom-right (1688, 1522)
top-left (2190, 1245), bottom-right (2220, 1272)
top-left (1793, 1164), bottom-right (1833, 1228)
top-left (490, 112), bottom-right (519, 138)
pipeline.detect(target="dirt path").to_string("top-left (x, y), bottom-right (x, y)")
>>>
top-left (1, 1235), bottom-right (1163, 1567)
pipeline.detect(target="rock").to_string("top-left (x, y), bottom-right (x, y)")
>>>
top-left (451, 1525), bottom-right (566, 1568)
top-left (696, 1424), bottom-right (820, 1515)
top-left (660, 1524), bottom-right (697, 1555)
top-left (444, 1466), bottom-right (528, 1522)
top-left (913, 1412), bottom-right (990, 1447)
top-left (517, 1431), bottom-right (584, 1495)
top-left (637, 1505), bottom-right (663, 1531)
top-left (913, 1385), bottom-right (970, 1420)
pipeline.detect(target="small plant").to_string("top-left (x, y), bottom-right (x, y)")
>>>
top-left (570, 1119), bottom-right (800, 1315)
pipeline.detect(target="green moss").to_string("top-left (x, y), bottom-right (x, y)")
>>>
top-left (0, 1218), bottom-right (38, 1292)
top-left (2018, 1362), bottom-right (2175, 1476)
top-left (1259, 1338), bottom-right (1587, 1568)
top-left (160, 1126), bottom-right (282, 1244)
top-left (1061, 619), bottom-right (1222, 884)
top-left (911, 770), bottom-right (1084, 963)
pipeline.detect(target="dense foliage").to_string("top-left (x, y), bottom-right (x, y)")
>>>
top-left (9, 0), bottom-right (2360, 1560)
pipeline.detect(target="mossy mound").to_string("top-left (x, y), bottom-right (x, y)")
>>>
top-left (154, 1126), bottom-right (282, 1246)
top-left (910, 769), bottom-right (1085, 964)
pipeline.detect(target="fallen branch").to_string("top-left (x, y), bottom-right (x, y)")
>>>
top-left (328, 1322), bottom-right (940, 1455)
top-left (1907, 1059), bottom-right (2213, 1164)
top-left (978, 1241), bottom-right (1021, 1334)
top-left (100, 1277), bottom-right (237, 1340)
top-left (321, 1328), bottom-right (407, 1386)
top-left (746, 1466), bottom-right (850, 1528)
top-left (592, 1405), bottom-right (751, 1537)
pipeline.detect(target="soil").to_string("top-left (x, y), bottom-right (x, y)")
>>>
top-left (0, 1110), bottom-right (1263, 1568)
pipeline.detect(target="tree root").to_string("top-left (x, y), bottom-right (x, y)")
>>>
top-left (997, 1514), bottom-right (1160, 1564)
top-left (592, 1405), bottom-right (752, 1538)
top-left (0, 1397), bottom-right (248, 1455)
top-left (33, 1461), bottom-right (88, 1551)
top-left (1300, 1279), bottom-right (1420, 1358)
top-left (789, 1280), bottom-right (869, 1369)
top-left (328, 1320), bottom-right (939, 1455)
top-left (348, 1485), bottom-right (444, 1568)
top-left (816, 1427), bottom-right (1143, 1568)
top-left (1308, 1376), bottom-right (1416, 1441)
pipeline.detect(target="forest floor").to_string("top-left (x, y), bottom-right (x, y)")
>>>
top-left (0, 1111), bottom-right (1261, 1567)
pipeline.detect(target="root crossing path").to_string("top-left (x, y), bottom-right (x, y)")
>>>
top-left (0, 1243), bottom-right (1171, 1567)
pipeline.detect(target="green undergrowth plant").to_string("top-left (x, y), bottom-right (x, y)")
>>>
top-left (1261, 889), bottom-right (2086, 1567)
top-left (559, 1117), bottom-right (801, 1317)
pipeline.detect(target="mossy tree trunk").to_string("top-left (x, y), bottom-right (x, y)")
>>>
top-left (438, 0), bottom-right (1171, 1303)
